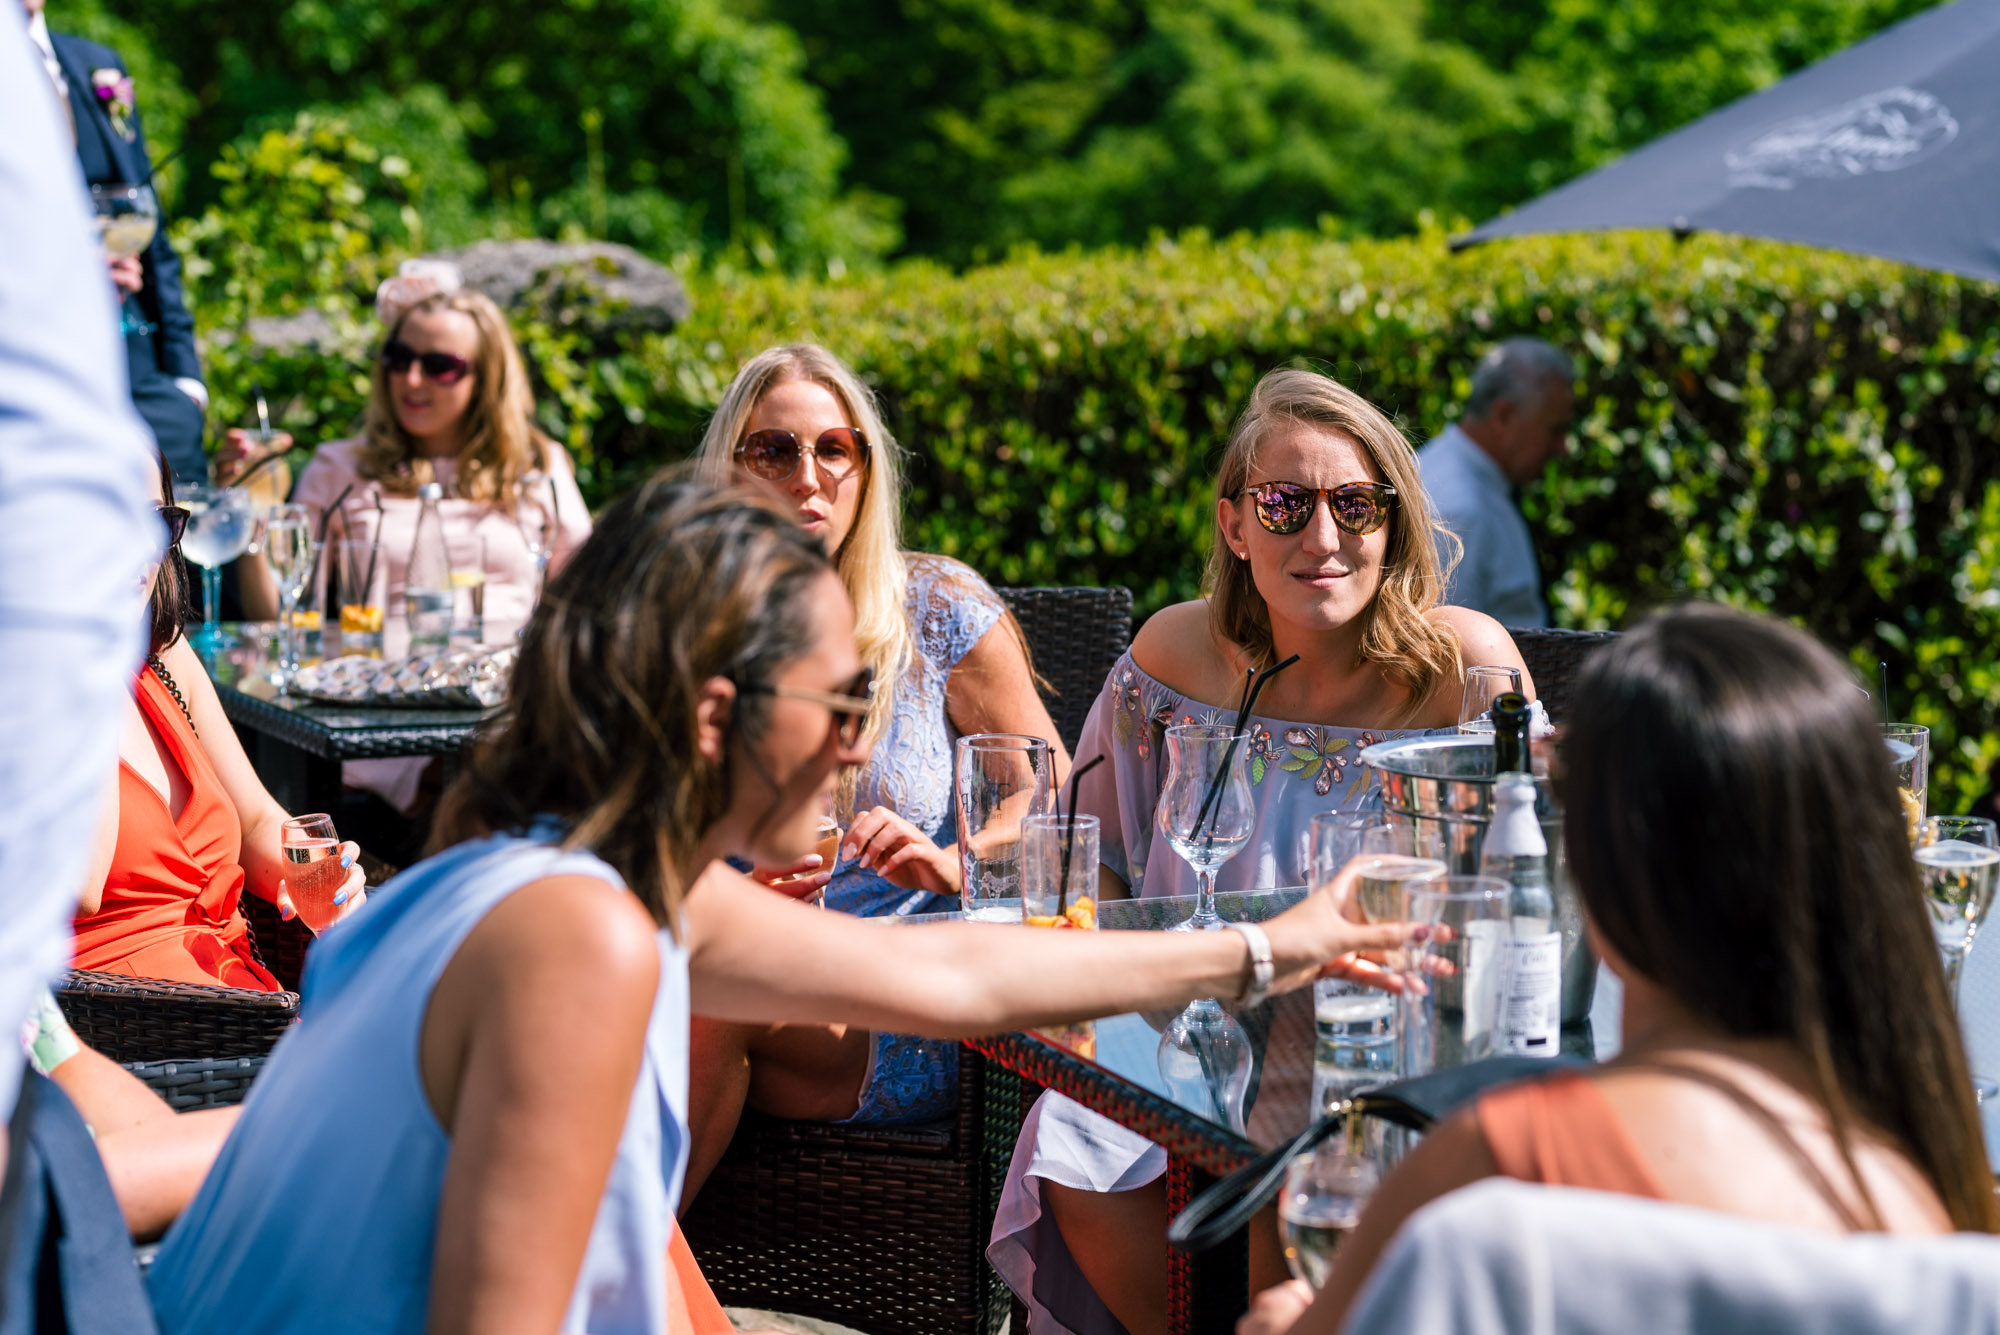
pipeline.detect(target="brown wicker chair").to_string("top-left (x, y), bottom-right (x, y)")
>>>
top-left (682, 585), bottom-right (1134, 1335)
top-left (1511, 626), bottom-right (1618, 724)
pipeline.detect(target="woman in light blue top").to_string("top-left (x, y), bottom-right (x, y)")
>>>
top-left (990, 367), bottom-right (1535, 1335)
top-left (149, 475), bottom-right (1423, 1335)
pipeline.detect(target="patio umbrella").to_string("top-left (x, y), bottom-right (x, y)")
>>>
top-left (1453, 0), bottom-right (2000, 282)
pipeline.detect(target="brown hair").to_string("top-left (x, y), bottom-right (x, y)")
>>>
top-left (149, 449), bottom-right (190, 657)
top-left (431, 473), bottom-right (834, 934)
top-left (356, 289), bottom-right (554, 501)
top-left (1562, 603), bottom-right (1999, 1232)
top-left (1205, 368), bottom-right (1459, 719)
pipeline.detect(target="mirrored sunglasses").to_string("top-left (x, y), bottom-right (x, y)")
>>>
top-left (1239, 481), bottom-right (1398, 537)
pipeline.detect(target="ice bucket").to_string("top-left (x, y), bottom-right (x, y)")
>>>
top-left (1360, 734), bottom-right (1596, 1022)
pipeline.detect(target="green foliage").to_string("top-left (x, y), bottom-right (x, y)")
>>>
top-left (609, 229), bottom-right (2000, 807)
top-left (97, 0), bottom-right (896, 270)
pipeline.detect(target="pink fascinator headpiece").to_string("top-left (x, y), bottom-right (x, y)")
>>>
top-left (375, 259), bottom-right (464, 330)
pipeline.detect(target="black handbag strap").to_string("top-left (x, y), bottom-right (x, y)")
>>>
top-left (1167, 1055), bottom-right (1589, 1253)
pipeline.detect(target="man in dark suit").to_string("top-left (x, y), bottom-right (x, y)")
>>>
top-left (24, 0), bottom-right (208, 486)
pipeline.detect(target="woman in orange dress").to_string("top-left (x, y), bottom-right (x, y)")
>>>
top-left (1239, 605), bottom-right (2000, 1335)
top-left (72, 454), bottom-right (366, 989)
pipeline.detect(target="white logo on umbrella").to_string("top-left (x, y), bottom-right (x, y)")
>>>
top-left (1725, 86), bottom-right (1958, 190)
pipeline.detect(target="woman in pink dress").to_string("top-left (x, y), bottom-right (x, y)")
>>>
top-left (222, 263), bottom-right (593, 820)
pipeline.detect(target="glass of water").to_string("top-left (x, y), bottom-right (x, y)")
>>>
top-left (180, 483), bottom-right (258, 652)
top-left (1884, 724), bottom-right (1929, 846)
top-left (1310, 978), bottom-right (1398, 1121)
top-left (1916, 814), bottom-right (1999, 1100)
top-left (954, 734), bottom-right (1052, 921)
top-left (1278, 1140), bottom-right (1379, 1289)
top-left (1459, 665), bottom-right (1523, 735)
top-left (1401, 876), bottom-right (1510, 1077)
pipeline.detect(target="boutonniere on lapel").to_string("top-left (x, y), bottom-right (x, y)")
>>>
top-left (90, 69), bottom-right (138, 142)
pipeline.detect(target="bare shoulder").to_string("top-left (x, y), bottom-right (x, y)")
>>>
top-left (468, 874), bottom-right (661, 989)
top-left (1428, 606), bottom-right (1535, 697)
top-left (1130, 600), bottom-right (1241, 705)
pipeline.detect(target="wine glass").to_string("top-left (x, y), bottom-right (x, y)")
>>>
top-left (1915, 815), bottom-right (1999, 1100)
top-left (279, 813), bottom-right (346, 934)
top-left (1156, 995), bottom-right (1254, 1134)
top-left (515, 471), bottom-right (556, 602)
top-left (180, 483), bottom-right (258, 652)
top-left (1352, 821), bottom-right (1446, 924)
top-left (264, 504), bottom-right (316, 692)
top-left (1278, 1140), bottom-right (1380, 1289)
top-left (91, 184), bottom-right (158, 336)
top-left (1156, 723), bottom-right (1254, 931)
top-left (1458, 665), bottom-right (1523, 735)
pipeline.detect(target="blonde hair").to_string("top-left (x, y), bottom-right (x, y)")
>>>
top-left (357, 289), bottom-right (554, 501)
top-left (696, 345), bottom-right (913, 809)
top-left (1206, 368), bottom-right (1461, 721)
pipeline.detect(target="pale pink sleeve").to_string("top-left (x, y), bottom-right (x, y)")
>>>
top-left (292, 441), bottom-right (364, 524)
top-left (544, 445), bottom-right (592, 574)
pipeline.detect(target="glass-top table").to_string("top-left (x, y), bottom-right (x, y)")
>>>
top-left (196, 623), bottom-right (496, 814)
top-left (918, 888), bottom-right (1598, 1335)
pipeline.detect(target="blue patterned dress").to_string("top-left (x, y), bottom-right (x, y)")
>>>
top-left (826, 554), bottom-right (1007, 1123)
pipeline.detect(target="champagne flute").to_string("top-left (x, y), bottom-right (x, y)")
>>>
top-left (180, 482), bottom-right (258, 652)
top-left (91, 184), bottom-right (158, 337)
top-left (1156, 723), bottom-right (1254, 931)
top-left (1278, 1141), bottom-right (1380, 1288)
top-left (1458, 665), bottom-right (1523, 735)
top-left (264, 504), bottom-right (316, 692)
top-left (279, 813), bottom-right (346, 934)
top-left (515, 471), bottom-right (556, 602)
top-left (1916, 814), bottom-right (1999, 1100)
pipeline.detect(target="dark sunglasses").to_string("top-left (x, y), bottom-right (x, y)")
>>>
top-left (734, 427), bottom-right (870, 483)
top-left (737, 668), bottom-right (875, 747)
top-left (381, 339), bottom-right (472, 385)
top-left (1237, 480), bottom-right (1398, 537)
top-left (158, 504), bottom-right (189, 547)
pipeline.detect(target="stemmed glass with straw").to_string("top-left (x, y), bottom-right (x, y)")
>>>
top-left (1155, 654), bottom-right (1299, 932)
top-left (516, 471), bottom-right (560, 602)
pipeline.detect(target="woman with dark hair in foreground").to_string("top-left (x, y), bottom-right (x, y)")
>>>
top-left (147, 476), bottom-right (1419, 1335)
top-left (1241, 603), bottom-right (1999, 1335)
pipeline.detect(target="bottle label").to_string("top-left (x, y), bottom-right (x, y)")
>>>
top-left (1501, 931), bottom-right (1561, 1057)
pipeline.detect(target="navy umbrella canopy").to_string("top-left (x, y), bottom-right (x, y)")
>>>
top-left (1455, 0), bottom-right (2000, 282)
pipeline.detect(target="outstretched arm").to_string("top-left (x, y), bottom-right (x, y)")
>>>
top-left (685, 859), bottom-right (1416, 1035)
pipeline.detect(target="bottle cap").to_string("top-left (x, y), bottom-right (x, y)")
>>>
top-left (417, 482), bottom-right (444, 502)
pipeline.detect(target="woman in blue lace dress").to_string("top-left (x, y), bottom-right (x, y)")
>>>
top-left (682, 343), bottom-right (1069, 1194)
top-left (988, 367), bottom-right (1535, 1335)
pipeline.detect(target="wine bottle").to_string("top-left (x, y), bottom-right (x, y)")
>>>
top-left (406, 482), bottom-right (455, 650)
top-left (1491, 690), bottom-right (1531, 774)
top-left (1481, 769), bottom-right (1561, 1057)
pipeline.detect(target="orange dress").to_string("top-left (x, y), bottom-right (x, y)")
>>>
top-left (1476, 1071), bottom-right (1668, 1198)
top-left (71, 669), bottom-right (280, 991)
top-left (667, 1224), bottom-right (733, 1335)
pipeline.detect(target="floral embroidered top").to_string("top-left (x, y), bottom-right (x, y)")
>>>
top-left (1074, 651), bottom-right (1433, 896)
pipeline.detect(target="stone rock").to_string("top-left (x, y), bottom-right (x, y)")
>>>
top-left (436, 238), bottom-right (691, 335)
top-left (244, 307), bottom-right (343, 353)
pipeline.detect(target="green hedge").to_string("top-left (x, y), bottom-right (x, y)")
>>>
top-left (177, 132), bottom-right (2000, 808)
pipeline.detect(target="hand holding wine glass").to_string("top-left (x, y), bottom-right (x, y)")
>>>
top-left (277, 814), bottom-right (367, 934)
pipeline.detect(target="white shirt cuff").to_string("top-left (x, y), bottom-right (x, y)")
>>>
top-left (173, 378), bottom-right (209, 410)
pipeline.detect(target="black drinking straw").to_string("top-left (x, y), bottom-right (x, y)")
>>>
top-left (1191, 654), bottom-right (1300, 849)
top-left (302, 482), bottom-right (357, 608)
top-left (1879, 660), bottom-right (1892, 721)
top-left (1057, 755), bottom-right (1107, 916)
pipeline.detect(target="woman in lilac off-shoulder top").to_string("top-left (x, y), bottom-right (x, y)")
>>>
top-left (989, 367), bottom-right (1538, 1335)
